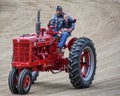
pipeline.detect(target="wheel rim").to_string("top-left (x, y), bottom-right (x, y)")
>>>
top-left (80, 46), bottom-right (94, 81)
top-left (23, 75), bottom-right (30, 90)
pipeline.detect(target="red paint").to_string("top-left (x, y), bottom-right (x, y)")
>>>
top-left (80, 49), bottom-right (90, 78)
top-left (23, 75), bottom-right (30, 89)
top-left (12, 27), bottom-right (77, 73)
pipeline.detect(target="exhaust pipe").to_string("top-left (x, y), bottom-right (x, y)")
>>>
top-left (36, 9), bottom-right (41, 36)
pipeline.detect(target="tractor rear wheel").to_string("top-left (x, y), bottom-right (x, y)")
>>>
top-left (68, 37), bottom-right (96, 88)
top-left (18, 69), bottom-right (32, 94)
top-left (8, 67), bottom-right (19, 94)
top-left (31, 71), bottom-right (39, 84)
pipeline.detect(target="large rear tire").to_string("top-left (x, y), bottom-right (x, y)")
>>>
top-left (68, 37), bottom-right (96, 88)
top-left (8, 67), bottom-right (19, 94)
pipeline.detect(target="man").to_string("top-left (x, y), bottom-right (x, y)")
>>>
top-left (52, 6), bottom-right (65, 20)
top-left (48, 6), bottom-right (65, 32)
top-left (48, 6), bottom-right (76, 51)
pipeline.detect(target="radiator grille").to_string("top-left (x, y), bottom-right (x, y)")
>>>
top-left (13, 41), bottom-right (29, 62)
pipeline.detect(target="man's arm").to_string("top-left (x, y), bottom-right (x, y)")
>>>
top-left (48, 14), bottom-right (57, 27)
top-left (68, 22), bottom-right (75, 32)
top-left (60, 21), bottom-right (75, 33)
top-left (68, 16), bottom-right (76, 32)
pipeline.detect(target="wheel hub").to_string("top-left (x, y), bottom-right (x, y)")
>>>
top-left (80, 47), bottom-right (94, 81)
top-left (23, 75), bottom-right (30, 90)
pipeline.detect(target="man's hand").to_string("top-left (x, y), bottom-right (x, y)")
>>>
top-left (60, 28), bottom-right (73, 33)
top-left (61, 28), bottom-right (69, 33)
top-left (57, 31), bottom-right (62, 37)
top-left (68, 28), bottom-right (74, 33)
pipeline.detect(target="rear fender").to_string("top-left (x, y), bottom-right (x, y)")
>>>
top-left (67, 37), bottom-right (77, 51)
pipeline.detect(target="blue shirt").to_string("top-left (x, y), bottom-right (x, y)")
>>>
top-left (51, 13), bottom-right (75, 31)
top-left (63, 16), bottom-right (75, 29)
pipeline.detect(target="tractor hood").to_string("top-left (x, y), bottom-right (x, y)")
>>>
top-left (13, 34), bottom-right (55, 46)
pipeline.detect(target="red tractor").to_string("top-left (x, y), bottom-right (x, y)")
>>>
top-left (8, 10), bottom-right (97, 94)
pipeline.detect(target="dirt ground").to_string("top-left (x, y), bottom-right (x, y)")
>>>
top-left (0, 0), bottom-right (120, 96)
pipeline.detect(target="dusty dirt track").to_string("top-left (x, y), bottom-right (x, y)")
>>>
top-left (0, 0), bottom-right (120, 96)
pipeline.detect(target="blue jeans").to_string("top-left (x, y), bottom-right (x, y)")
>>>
top-left (58, 31), bottom-right (70, 49)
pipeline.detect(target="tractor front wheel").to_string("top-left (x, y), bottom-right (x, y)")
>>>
top-left (8, 67), bottom-right (19, 94)
top-left (68, 37), bottom-right (96, 88)
top-left (18, 69), bottom-right (32, 94)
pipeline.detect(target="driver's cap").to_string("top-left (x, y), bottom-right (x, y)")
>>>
top-left (56, 6), bottom-right (63, 11)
